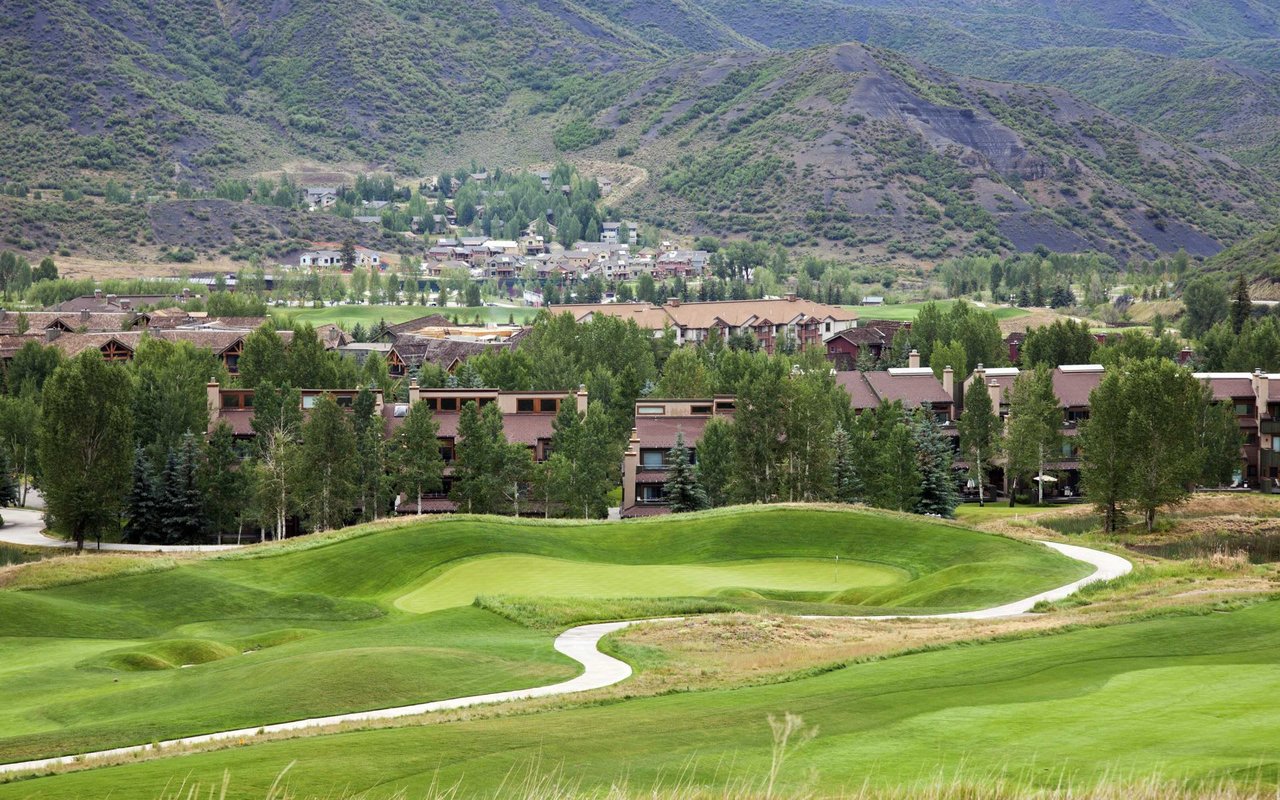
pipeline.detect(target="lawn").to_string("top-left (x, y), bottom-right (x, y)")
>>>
top-left (272, 304), bottom-right (539, 328)
top-left (953, 503), bottom-right (1070, 524)
top-left (851, 300), bottom-right (1031, 323)
top-left (0, 507), bottom-right (1085, 766)
top-left (9, 599), bottom-right (1280, 798)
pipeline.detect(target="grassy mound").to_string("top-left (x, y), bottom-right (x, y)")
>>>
top-left (16, 600), bottom-right (1280, 799)
top-left (0, 506), bottom-right (1087, 767)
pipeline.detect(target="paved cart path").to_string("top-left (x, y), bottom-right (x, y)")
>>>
top-left (0, 540), bottom-right (1129, 776)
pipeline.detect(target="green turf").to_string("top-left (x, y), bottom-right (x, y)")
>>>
top-left (12, 600), bottom-right (1279, 799)
top-left (0, 507), bottom-right (1086, 767)
top-left (850, 301), bottom-right (1030, 322)
top-left (273, 304), bottom-right (538, 328)
top-left (394, 555), bottom-right (905, 613)
top-left (952, 504), bottom-right (1066, 523)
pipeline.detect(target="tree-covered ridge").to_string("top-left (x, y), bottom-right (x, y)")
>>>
top-left (0, 0), bottom-right (650, 184)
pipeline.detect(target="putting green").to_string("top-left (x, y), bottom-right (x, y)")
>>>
top-left (394, 555), bottom-right (906, 613)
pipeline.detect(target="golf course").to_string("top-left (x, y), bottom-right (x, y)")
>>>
top-left (5, 504), bottom-right (1277, 798)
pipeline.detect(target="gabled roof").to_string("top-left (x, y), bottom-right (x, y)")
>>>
top-left (837, 370), bottom-right (952, 411)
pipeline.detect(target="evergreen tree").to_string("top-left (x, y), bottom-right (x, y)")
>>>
top-left (160, 433), bottom-right (207, 544)
top-left (958, 382), bottom-right (1000, 506)
top-left (912, 405), bottom-right (959, 518)
top-left (1231, 274), bottom-right (1253, 335)
top-left (664, 433), bottom-right (706, 513)
top-left (390, 401), bottom-right (444, 514)
top-left (122, 448), bottom-right (159, 544)
top-left (201, 422), bottom-right (247, 543)
top-left (340, 238), bottom-right (357, 272)
top-left (830, 424), bottom-right (861, 504)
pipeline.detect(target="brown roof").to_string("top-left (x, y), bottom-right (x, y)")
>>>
top-left (399, 410), bottom-right (555, 446)
top-left (838, 370), bottom-right (953, 411)
top-left (0, 311), bottom-right (138, 335)
top-left (663, 298), bottom-right (856, 329)
top-left (635, 416), bottom-right (712, 449)
top-left (392, 337), bottom-right (501, 370)
top-left (827, 327), bottom-right (888, 346)
top-left (396, 498), bottom-right (458, 514)
top-left (549, 303), bottom-right (674, 330)
top-left (388, 314), bottom-right (455, 335)
top-left (1200, 375), bottom-right (1254, 401)
top-left (1051, 367), bottom-right (1105, 408)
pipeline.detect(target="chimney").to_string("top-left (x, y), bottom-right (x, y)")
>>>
top-left (1178, 347), bottom-right (1193, 364)
top-left (1255, 369), bottom-right (1269, 417)
top-left (106, 294), bottom-right (117, 307)
top-left (621, 428), bottom-right (641, 511)
top-left (943, 365), bottom-right (954, 405)
top-left (408, 378), bottom-right (421, 406)
top-left (785, 293), bottom-right (797, 302)
top-left (987, 379), bottom-right (1003, 411)
top-left (666, 297), bottom-right (680, 307)
top-left (182, 287), bottom-right (191, 299)
top-left (576, 383), bottom-right (588, 414)
top-left (80, 309), bottom-right (90, 323)
top-left (119, 299), bottom-right (131, 311)
top-left (909, 349), bottom-right (921, 369)
top-left (44, 327), bottom-right (60, 343)
top-left (94, 289), bottom-right (103, 300)
top-left (207, 380), bottom-right (221, 429)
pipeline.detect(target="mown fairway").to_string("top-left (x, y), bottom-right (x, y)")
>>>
top-left (273, 304), bottom-right (539, 328)
top-left (0, 507), bottom-right (1086, 776)
top-left (8, 600), bottom-right (1279, 799)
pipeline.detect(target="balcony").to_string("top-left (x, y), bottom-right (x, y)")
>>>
top-left (1261, 419), bottom-right (1280, 435)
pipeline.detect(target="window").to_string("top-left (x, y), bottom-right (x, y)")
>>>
top-left (302, 395), bottom-right (318, 409)
top-left (691, 405), bottom-right (712, 415)
top-left (440, 397), bottom-right (458, 411)
top-left (715, 401), bottom-right (735, 412)
top-left (637, 405), bottom-right (665, 415)
top-left (640, 450), bottom-right (666, 469)
top-left (424, 398), bottom-right (438, 410)
top-left (440, 445), bottom-right (455, 462)
top-left (540, 398), bottom-right (559, 413)
top-left (517, 398), bottom-right (535, 412)
top-left (640, 485), bottom-right (667, 503)
top-left (336, 395), bottom-right (353, 407)
top-left (1235, 403), bottom-right (1253, 417)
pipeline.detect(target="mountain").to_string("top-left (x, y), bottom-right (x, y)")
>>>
top-left (607, 0), bottom-right (1280, 178)
top-left (598, 43), bottom-right (1274, 260)
top-left (2, 0), bottom-right (1277, 264)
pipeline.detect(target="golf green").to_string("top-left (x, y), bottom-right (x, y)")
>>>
top-left (395, 555), bottom-right (905, 613)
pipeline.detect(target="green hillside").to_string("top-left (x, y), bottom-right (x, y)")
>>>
top-left (0, 506), bottom-right (1086, 765)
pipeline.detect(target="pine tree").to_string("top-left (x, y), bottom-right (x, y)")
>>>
top-left (161, 433), bottom-right (207, 544)
top-left (201, 422), bottom-right (247, 544)
top-left (1231, 274), bottom-right (1252, 334)
top-left (830, 424), bottom-right (861, 504)
top-left (913, 405), bottom-right (959, 518)
top-left (123, 448), bottom-right (159, 544)
top-left (664, 433), bottom-right (706, 513)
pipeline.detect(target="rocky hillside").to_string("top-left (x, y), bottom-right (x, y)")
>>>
top-left (596, 44), bottom-right (1274, 261)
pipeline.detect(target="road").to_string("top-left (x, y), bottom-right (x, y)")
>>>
top-left (0, 507), bottom-right (244, 553)
top-left (0, 539), bottom-right (1130, 776)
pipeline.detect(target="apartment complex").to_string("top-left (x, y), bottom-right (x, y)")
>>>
top-left (551, 296), bottom-right (858, 355)
top-left (207, 382), bottom-right (587, 514)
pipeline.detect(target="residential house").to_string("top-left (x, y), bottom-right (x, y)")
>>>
top-left (619, 397), bottom-right (737, 517)
top-left (303, 187), bottom-right (339, 209)
top-left (823, 320), bottom-right (909, 370)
